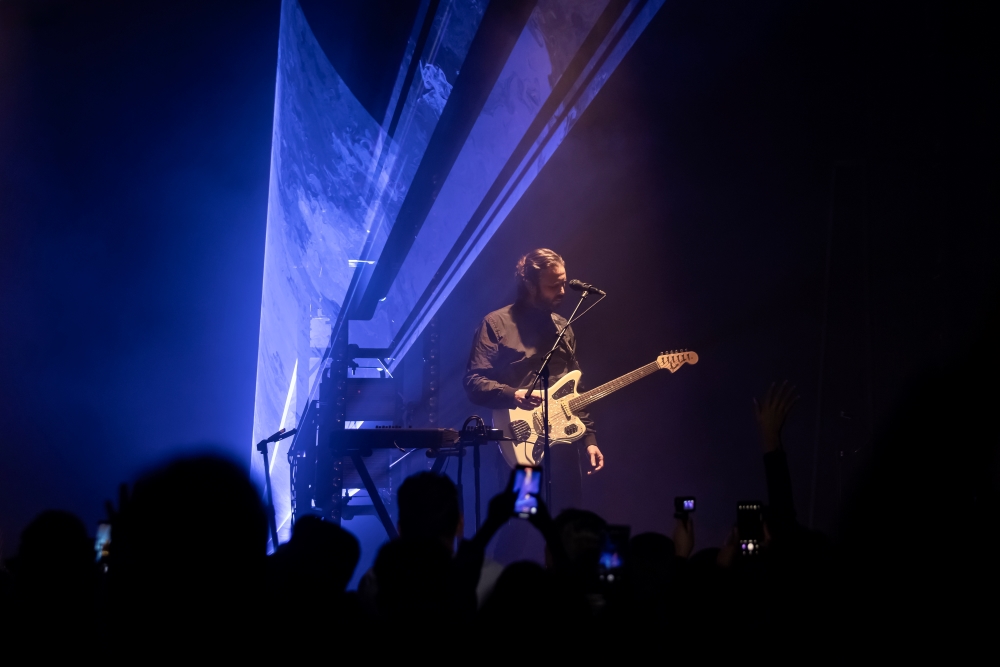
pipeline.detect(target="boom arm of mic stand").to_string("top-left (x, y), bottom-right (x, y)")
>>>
top-left (526, 290), bottom-right (590, 396)
top-left (525, 290), bottom-right (593, 507)
top-left (256, 428), bottom-right (298, 552)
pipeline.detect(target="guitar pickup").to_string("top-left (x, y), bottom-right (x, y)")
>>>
top-left (510, 420), bottom-right (531, 442)
top-left (533, 412), bottom-right (546, 436)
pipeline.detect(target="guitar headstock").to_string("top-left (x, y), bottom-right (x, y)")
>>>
top-left (656, 349), bottom-right (699, 373)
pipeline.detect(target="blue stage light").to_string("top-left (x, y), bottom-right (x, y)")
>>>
top-left (252, 0), bottom-right (664, 550)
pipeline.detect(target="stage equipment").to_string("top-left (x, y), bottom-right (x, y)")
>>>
top-left (343, 0), bottom-right (669, 367)
top-left (568, 279), bottom-right (607, 296)
top-left (326, 419), bottom-right (507, 536)
top-left (521, 282), bottom-right (603, 505)
top-left (254, 0), bottom-right (668, 546)
top-left (494, 350), bottom-right (700, 469)
top-left (256, 427), bottom-right (298, 549)
top-left (427, 416), bottom-right (508, 532)
top-left (287, 334), bottom-right (405, 528)
top-left (330, 426), bottom-right (459, 538)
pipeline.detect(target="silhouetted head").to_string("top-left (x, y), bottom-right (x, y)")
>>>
top-left (118, 454), bottom-right (267, 635)
top-left (9, 510), bottom-right (96, 635)
top-left (480, 561), bottom-right (560, 621)
top-left (373, 537), bottom-right (453, 619)
top-left (283, 515), bottom-right (360, 593)
top-left (16, 510), bottom-right (93, 578)
top-left (689, 547), bottom-right (721, 569)
top-left (550, 509), bottom-right (607, 580)
top-left (629, 531), bottom-right (676, 589)
top-left (396, 472), bottom-right (462, 552)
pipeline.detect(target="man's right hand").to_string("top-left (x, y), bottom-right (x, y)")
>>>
top-left (514, 388), bottom-right (542, 410)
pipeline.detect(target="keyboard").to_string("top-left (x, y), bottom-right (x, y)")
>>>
top-left (330, 427), bottom-right (460, 452)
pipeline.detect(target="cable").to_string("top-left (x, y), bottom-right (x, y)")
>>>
top-left (564, 292), bottom-right (607, 328)
top-left (462, 415), bottom-right (487, 439)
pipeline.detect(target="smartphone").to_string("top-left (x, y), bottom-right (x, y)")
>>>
top-left (674, 496), bottom-right (696, 515)
top-left (599, 525), bottom-right (630, 583)
top-left (512, 465), bottom-right (541, 518)
top-left (94, 522), bottom-right (112, 563)
top-left (736, 501), bottom-right (764, 556)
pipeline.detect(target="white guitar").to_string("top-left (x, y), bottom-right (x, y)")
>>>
top-left (493, 350), bottom-right (699, 468)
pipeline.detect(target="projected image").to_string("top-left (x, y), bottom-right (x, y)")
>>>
top-left (253, 0), bottom-right (665, 550)
top-left (513, 466), bottom-right (541, 517)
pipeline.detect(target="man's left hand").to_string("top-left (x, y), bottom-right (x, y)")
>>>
top-left (586, 444), bottom-right (604, 474)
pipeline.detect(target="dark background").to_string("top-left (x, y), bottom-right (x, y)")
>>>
top-left (1, 0), bottom-right (995, 559)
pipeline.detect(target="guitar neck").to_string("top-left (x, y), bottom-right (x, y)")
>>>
top-left (568, 362), bottom-right (661, 412)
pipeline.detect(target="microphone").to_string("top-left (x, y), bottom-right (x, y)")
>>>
top-left (267, 428), bottom-right (298, 443)
top-left (256, 427), bottom-right (299, 452)
top-left (568, 279), bottom-right (606, 296)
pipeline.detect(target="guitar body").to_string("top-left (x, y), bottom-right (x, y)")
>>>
top-left (494, 370), bottom-right (587, 468)
top-left (492, 350), bottom-right (699, 469)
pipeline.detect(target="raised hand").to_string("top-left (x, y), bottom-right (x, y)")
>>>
top-left (753, 381), bottom-right (799, 453)
top-left (673, 514), bottom-right (694, 558)
top-left (526, 495), bottom-right (554, 536)
top-left (717, 525), bottom-right (739, 568)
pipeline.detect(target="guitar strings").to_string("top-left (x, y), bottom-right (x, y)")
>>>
top-left (569, 362), bottom-right (660, 410)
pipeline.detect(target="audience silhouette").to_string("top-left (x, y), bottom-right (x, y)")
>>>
top-left (3, 311), bottom-right (996, 651)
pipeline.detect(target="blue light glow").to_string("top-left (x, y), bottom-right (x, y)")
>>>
top-left (251, 0), bottom-right (486, 544)
top-left (351, 0), bottom-right (667, 365)
top-left (253, 0), bottom-right (664, 548)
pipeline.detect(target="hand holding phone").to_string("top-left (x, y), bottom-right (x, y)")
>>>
top-left (599, 525), bottom-right (630, 584)
top-left (94, 522), bottom-right (112, 563)
top-left (674, 496), bottom-right (696, 518)
top-left (512, 465), bottom-right (541, 518)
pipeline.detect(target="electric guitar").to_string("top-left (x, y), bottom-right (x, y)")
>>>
top-left (493, 350), bottom-right (699, 468)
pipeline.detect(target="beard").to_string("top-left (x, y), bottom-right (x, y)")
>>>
top-left (540, 294), bottom-right (562, 311)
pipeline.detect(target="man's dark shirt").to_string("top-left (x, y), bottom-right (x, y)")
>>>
top-left (464, 301), bottom-right (597, 448)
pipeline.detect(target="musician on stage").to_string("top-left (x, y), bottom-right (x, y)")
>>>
top-left (464, 248), bottom-right (604, 513)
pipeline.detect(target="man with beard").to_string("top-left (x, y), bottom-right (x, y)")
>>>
top-left (464, 248), bottom-right (604, 514)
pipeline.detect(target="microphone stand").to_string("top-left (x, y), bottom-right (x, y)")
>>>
top-left (256, 427), bottom-right (297, 551)
top-left (526, 288), bottom-right (593, 507)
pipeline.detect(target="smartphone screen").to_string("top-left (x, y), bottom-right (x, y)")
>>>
top-left (599, 525), bottom-right (630, 583)
top-left (674, 496), bottom-right (696, 513)
top-left (94, 522), bottom-right (112, 563)
top-left (513, 466), bottom-right (541, 518)
top-left (737, 501), bottom-right (763, 556)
